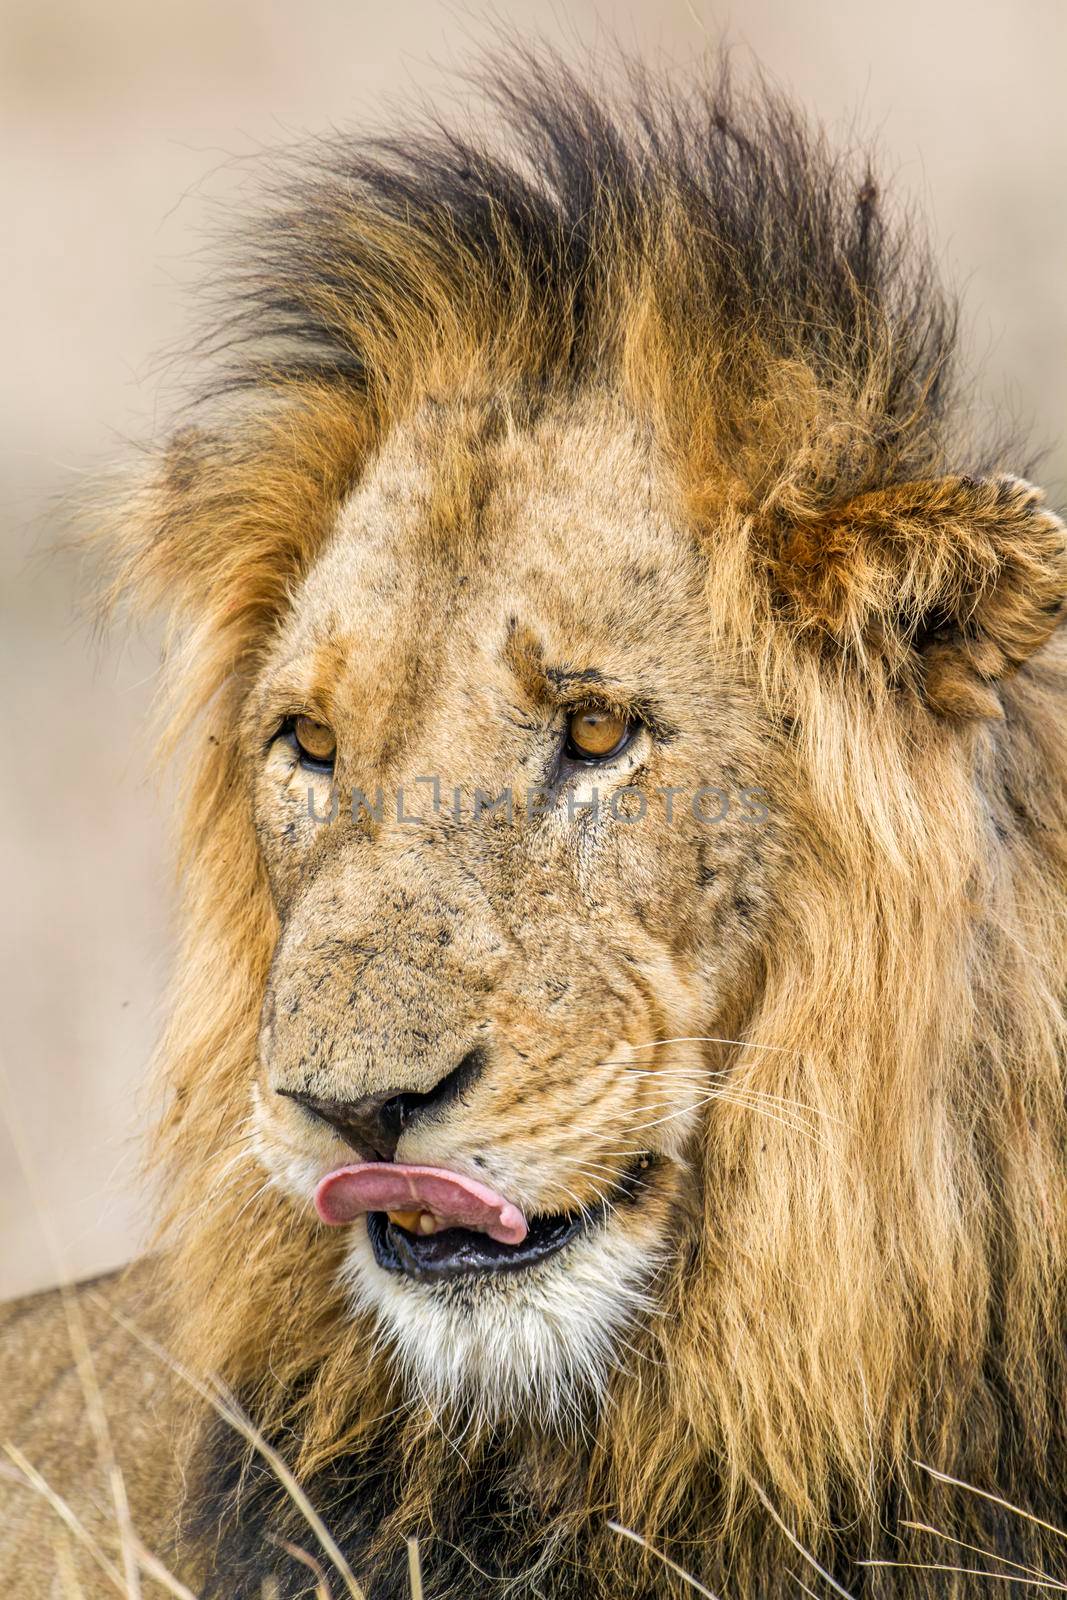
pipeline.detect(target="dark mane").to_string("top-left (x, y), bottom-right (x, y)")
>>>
top-left (211, 49), bottom-right (960, 505)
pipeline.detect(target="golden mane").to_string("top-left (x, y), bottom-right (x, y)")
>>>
top-left (100, 49), bottom-right (1067, 1598)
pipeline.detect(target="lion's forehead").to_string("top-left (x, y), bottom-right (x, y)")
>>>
top-left (280, 400), bottom-right (711, 700)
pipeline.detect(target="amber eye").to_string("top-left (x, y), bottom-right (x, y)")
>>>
top-left (565, 707), bottom-right (633, 762)
top-left (292, 715), bottom-right (337, 768)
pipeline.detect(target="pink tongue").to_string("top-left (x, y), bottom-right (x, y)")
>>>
top-left (314, 1163), bottom-right (528, 1245)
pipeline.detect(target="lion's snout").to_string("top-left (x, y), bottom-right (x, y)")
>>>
top-left (276, 1048), bottom-right (487, 1162)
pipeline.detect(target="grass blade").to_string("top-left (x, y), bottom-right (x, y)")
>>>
top-left (406, 1536), bottom-right (425, 1600)
top-left (607, 1519), bottom-right (722, 1599)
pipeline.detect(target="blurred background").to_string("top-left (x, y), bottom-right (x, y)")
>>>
top-left (2, 0), bottom-right (1065, 1299)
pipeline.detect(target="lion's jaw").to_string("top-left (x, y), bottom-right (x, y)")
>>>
top-left (339, 1183), bottom-right (669, 1423)
top-left (244, 398), bottom-right (778, 1418)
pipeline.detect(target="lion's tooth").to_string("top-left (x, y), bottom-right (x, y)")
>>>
top-left (384, 1208), bottom-right (444, 1235)
top-left (386, 1209), bottom-right (422, 1232)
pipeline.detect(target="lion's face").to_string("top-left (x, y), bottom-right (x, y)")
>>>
top-left (245, 397), bottom-right (783, 1414)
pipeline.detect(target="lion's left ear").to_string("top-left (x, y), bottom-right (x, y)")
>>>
top-left (768, 475), bottom-right (1067, 716)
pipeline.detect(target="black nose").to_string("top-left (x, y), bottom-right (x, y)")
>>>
top-left (279, 1048), bottom-right (485, 1162)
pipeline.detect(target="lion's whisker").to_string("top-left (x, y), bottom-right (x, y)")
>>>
top-left (608, 1088), bottom-right (828, 1127)
top-left (621, 1035), bottom-right (791, 1054)
top-left (590, 1090), bottom-right (830, 1149)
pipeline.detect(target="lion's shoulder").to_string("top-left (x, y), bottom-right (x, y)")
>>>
top-left (0, 1259), bottom-right (181, 1593)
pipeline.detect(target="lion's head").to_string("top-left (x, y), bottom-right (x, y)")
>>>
top-left (108, 52), bottom-right (1067, 1598)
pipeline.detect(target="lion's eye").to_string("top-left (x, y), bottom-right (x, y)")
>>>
top-left (564, 707), bottom-right (633, 762)
top-left (292, 715), bottom-right (337, 768)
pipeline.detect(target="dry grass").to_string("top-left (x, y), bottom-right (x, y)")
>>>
top-left (4, 1289), bottom-right (370, 1599)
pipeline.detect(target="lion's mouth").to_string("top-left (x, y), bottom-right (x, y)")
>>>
top-left (316, 1156), bottom-right (654, 1283)
top-left (366, 1206), bottom-right (587, 1281)
top-left (366, 1157), bottom-right (653, 1283)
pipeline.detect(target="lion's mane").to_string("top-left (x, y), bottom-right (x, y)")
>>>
top-left (106, 49), bottom-right (1067, 1598)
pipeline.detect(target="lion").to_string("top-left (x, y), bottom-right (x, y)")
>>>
top-left (3, 49), bottom-right (1066, 1600)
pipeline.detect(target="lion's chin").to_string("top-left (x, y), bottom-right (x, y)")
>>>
top-left (339, 1200), bottom-right (668, 1425)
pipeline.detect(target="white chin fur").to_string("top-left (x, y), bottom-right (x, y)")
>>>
top-left (339, 1212), bottom-right (665, 1432)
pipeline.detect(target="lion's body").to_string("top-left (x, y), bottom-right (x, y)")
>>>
top-left (0, 1265), bottom-right (180, 1590)
top-left (4, 50), bottom-right (1067, 1599)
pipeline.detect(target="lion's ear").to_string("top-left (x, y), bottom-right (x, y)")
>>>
top-left (768, 475), bottom-right (1067, 717)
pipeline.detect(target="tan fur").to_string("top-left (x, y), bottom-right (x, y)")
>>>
top-left (4, 53), bottom-right (1067, 1597)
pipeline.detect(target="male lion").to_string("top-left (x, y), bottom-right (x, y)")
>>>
top-left (3, 51), bottom-right (1066, 1600)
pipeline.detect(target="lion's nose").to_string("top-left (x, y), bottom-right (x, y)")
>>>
top-left (278, 1048), bottom-right (485, 1162)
